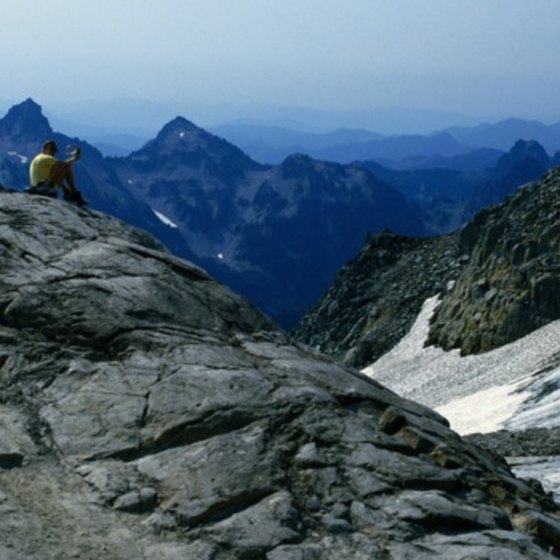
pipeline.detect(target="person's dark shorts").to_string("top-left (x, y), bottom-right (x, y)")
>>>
top-left (25, 182), bottom-right (57, 198)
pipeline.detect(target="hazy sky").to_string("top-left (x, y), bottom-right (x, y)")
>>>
top-left (3, 0), bottom-right (560, 120)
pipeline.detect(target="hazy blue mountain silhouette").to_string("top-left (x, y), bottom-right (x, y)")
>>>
top-left (210, 123), bottom-right (384, 164)
top-left (213, 123), bottom-right (475, 165)
top-left (213, 117), bottom-right (560, 169)
top-left (376, 147), bottom-right (503, 172)
top-left (467, 139), bottom-right (553, 214)
top-left (356, 139), bottom-right (555, 234)
top-left (443, 117), bottom-right (560, 153)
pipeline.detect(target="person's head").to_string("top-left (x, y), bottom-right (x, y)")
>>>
top-left (42, 140), bottom-right (58, 155)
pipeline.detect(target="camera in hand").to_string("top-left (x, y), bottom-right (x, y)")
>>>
top-left (66, 145), bottom-right (81, 158)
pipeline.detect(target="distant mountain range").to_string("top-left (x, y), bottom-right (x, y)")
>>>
top-left (43, 99), bottom-right (560, 166)
top-left (211, 117), bottom-right (560, 166)
top-left (39, 99), bottom-right (485, 136)
top-left (357, 138), bottom-right (558, 234)
top-left (210, 124), bottom-right (474, 165)
top-left (441, 117), bottom-right (560, 153)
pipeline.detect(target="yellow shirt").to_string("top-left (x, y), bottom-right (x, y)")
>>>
top-left (29, 153), bottom-right (57, 186)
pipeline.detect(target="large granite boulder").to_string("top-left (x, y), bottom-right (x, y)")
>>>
top-left (0, 192), bottom-right (559, 558)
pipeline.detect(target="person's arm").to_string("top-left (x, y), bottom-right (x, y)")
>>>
top-left (65, 146), bottom-right (81, 164)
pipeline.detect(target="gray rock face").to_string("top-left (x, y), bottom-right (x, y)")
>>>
top-left (428, 167), bottom-right (560, 354)
top-left (0, 192), bottom-right (559, 558)
top-left (295, 229), bottom-right (462, 368)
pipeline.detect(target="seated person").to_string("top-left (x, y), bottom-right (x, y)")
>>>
top-left (28, 139), bottom-right (86, 204)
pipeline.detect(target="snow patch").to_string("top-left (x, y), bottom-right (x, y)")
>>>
top-left (364, 295), bottom-right (560, 435)
top-left (8, 151), bottom-right (28, 164)
top-left (153, 210), bottom-right (178, 228)
top-left (436, 379), bottom-right (530, 434)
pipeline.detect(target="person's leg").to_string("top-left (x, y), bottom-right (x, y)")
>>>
top-left (48, 161), bottom-right (87, 205)
top-left (49, 161), bottom-right (77, 192)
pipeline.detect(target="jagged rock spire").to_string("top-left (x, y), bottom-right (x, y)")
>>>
top-left (0, 98), bottom-right (53, 139)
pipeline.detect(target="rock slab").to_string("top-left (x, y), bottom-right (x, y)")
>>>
top-left (0, 193), bottom-right (558, 558)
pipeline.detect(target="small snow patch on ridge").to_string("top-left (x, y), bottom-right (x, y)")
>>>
top-left (153, 210), bottom-right (178, 228)
top-left (8, 152), bottom-right (28, 164)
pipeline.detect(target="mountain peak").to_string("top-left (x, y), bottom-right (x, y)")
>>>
top-left (139, 115), bottom-right (261, 170)
top-left (160, 115), bottom-right (199, 133)
top-left (0, 98), bottom-right (53, 139)
top-left (509, 138), bottom-right (549, 159)
top-left (154, 116), bottom-right (208, 145)
top-left (495, 138), bottom-right (550, 178)
top-left (279, 153), bottom-right (317, 177)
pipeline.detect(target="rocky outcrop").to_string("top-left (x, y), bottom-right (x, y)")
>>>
top-left (466, 428), bottom-right (560, 458)
top-left (0, 193), bottom-right (559, 558)
top-left (294, 229), bottom-right (463, 368)
top-left (428, 166), bottom-right (560, 354)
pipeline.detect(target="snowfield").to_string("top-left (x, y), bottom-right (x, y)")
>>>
top-left (364, 295), bottom-right (560, 500)
top-left (364, 295), bottom-right (560, 435)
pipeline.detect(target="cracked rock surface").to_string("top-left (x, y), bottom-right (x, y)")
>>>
top-left (0, 193), bottom-right (559, 559)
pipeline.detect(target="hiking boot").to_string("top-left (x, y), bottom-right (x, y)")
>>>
top-left (63, 189), bottom-right (87, 206)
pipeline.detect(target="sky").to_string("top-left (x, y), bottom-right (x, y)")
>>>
top-left (2, 0), bottom-right (560, 126)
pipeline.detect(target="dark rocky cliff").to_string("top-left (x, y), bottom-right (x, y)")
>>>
top-left (0, 192), bottom-right (559, 558)
top-left (294, 230), bottom-right (463, 368)
top-left (428, 166), bottom-right (560, 354)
